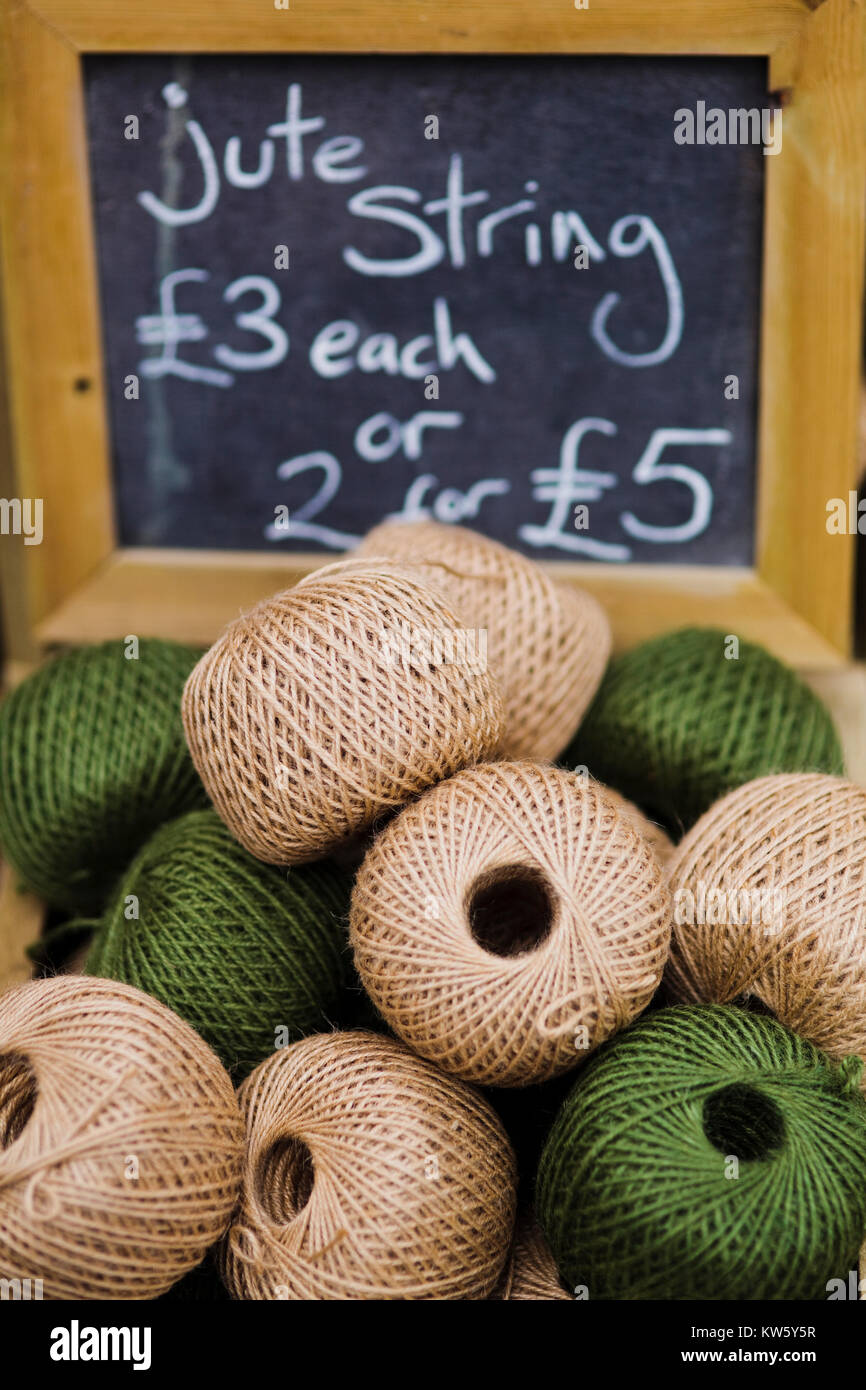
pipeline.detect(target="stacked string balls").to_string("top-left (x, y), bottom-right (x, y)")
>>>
top-left (84, 809), bottom-right (353, 1078)
top-left (220, 1030), bottom-right (517, 1300)
top-left (536, 1005), bottom-right (866, 1300)
top-left (357, 519), bottom-right (611, 759)
top-left (665, 772), bottom-right (866, 1069)
top-left (182, 558), bottom-right (504, 866)
top-left (350, 762), bottom-right (671, 1086)
top-left (564, 626), bottom-right (843, 835)
top-left (3, 518), bottom-right (862, 1303)
top-left (0, 975), bottom-right (243, 1300)
top-left (0, 638), bottom-right (207, 911)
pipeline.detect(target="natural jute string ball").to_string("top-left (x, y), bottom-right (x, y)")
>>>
top-left (493, 1210), bottom-right (570, 1301)
top-left (0, 974), bottom-right (243, 1300)
top-left (0, 639), bottom-right (206, 911)
top-left (593, 785), bottom-right (674, 870)
top-left (350, 762), bottom-right (671, 1086)
top-left (537, 1005), bottom-right (866, 1300)
top-left (357, 521), bottom-right (610, 759)
top-left (182, 559), bottom-right (504, 866)
top-left (563, 627), bottom-right (843, 834)
top-left (85, 809), bottom-right (352, 1077)
top-left (220, 1030), bottom-right (517, 1300)
top-left (665, 772), bottom-right (866, 1066)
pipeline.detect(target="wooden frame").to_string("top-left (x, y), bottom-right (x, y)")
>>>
top-left (1, 0), bottom-right (864, 666)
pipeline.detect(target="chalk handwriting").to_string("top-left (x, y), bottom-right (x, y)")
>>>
top-left (127, 74), bottom-right (737, 562)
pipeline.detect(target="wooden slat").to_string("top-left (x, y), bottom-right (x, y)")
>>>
top-left (0, 266), bottom-right (40, 667)
top-left (804, 666), bottom-right (866, 785)
top-left (26, 0), bottom-right (810, 55)
top-left (756, 0), bottom-right (866, 655)
top-left (34, 548), bottom-right (849, 666)
top-left (0, 1), bottom-right (116, 632)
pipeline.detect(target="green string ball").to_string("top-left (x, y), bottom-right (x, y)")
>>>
top-left (562, 627), bottom-right (843, 834)
top-left (536, 1005), bottom-right (866, 1301)
top-left (85, 809), bottom-right (352, 1077)
top-left (0, 639), bottom-right (207, 912)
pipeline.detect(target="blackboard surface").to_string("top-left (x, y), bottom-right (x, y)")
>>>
top-left (85, 55), bottom-right (765, 564)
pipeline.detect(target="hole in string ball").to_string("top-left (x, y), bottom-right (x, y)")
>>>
top-left (492, 1210), bottom-right (571, 1301)
top-left (536, 1005), bottom-right (866, 1301)
top-left (0, 975), bottom-right (243, 1300)
top-left (182, 558), bottom-right (504, 866)
top-left (219, 1030), bottom-right (517, 1300)
top-left (0, 639), bottom-right (207, 912)
top-left (350, 762), bottom-right (671, 1087)
top-left (666, 772), bottom-right (866, 1068)
top-left (84, 808), bottom-right (352, 1078)
top-left (357, 520), bottom-right (611, 760)
top-left (561, 627), bottom-right (843, 835)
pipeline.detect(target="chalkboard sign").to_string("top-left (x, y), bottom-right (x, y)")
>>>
top-left (4, 2), bottom-right (860, 667)
top-left (84, 54), bottom-right (765, 566)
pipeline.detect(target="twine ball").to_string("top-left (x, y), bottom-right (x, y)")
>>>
top-left (595, 785), bottom-right (673, 869)
top-left (182, 559), bottom-right (504, 866)
top-left (563, 627), bottom-right (843, 833)
top-left (0, 974), bottom-right (243, 1300)
top-left (537, 1005), bottom-right (866, 1300)
top-left (666, 772), bottom-right (866, 1067)
top-left (0, 639), bottom-right (206, 911)
top-left (85, 809), bottom-right (352, 1077)
top-left (357, 521), bottom-right (611, 759)
top-left (350, 761), bottom-right (671, 1086)
top-left (494, 1210), bottom-right (570, 1301)
top-left (220, 1030), bottom-right (517, 1299)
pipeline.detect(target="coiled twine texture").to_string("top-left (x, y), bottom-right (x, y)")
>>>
top-left (537, 1005), bottom-right (866, 1300)
top-left (358, 521), bottom-right (611, 759)
top-left (350, 762), bottom-right (671, 1086)
top-left (666, 773), bottom-right (866, 1068)
top-left (493, 1210), bottom-right (570, 1300)
top-left (220, 1030), bottom-right (517, 1299)
top-left (0, 975), bottom-right (243, 1300)
top-left (85, 809), bottom-right (352, 1077)
top-left (182, 560), bottom-right (504, 865)
top-left (594, 786), bottom-right (674, 870)
top-left (564, 627), bottom-right (843, 833)
top-left (0, 639), bottom-right (206, 911)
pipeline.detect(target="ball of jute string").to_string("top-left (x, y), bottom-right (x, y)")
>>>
top-left (593, 785), bottom-right (674, 870)
top-left (182, 559), bottom-right (504, 866)
top-left (357, 521), bottom-right (611, 759)
top-left (350, 762), bottom-right (671, 1087)
top-left (536, 1004), bottom-right (866, 1300)
top-left (84, 809), bottom-right (352, 1078)
top-left (493, 1210), bottom-right (571, 1300)
top-left (563, 627), bottom-right (844, 835)
top-left (665, 772), bottom-right (866, 1069)
top-left (219, 1030), bottom-right (517, 1300)
top-left (0, 638), bottom-right (207, 912)
top-left (0, 974), bottom-right (243, 1300)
